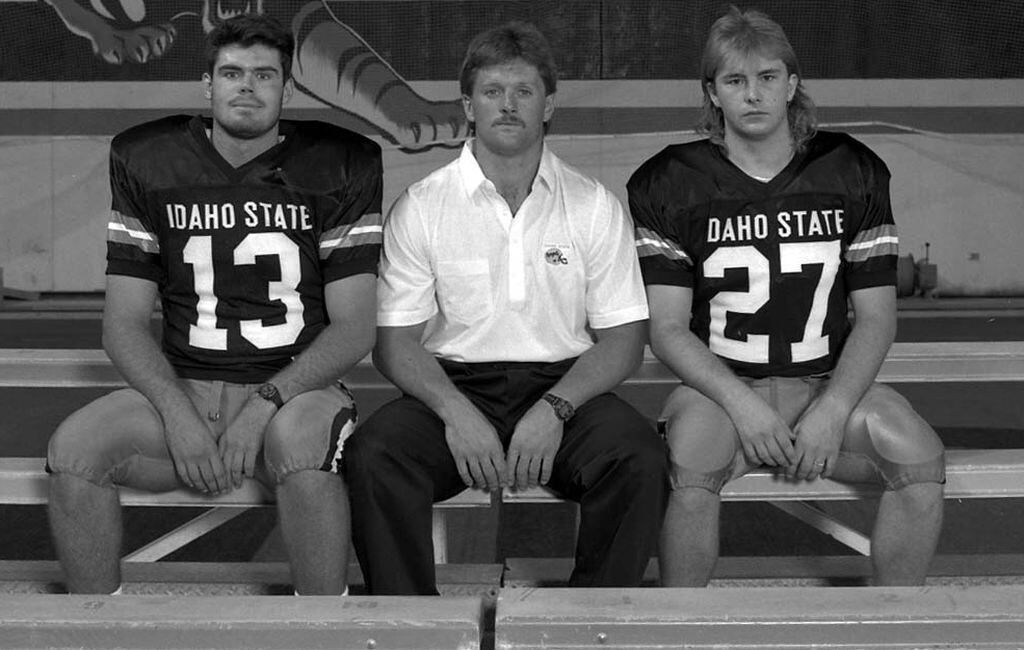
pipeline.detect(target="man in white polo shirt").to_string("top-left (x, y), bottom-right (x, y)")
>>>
top-left (344, 20), bottom-right (669, 595)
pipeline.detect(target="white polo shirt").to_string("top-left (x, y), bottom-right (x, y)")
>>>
top-left (377, 140), bottom-right (649, 363)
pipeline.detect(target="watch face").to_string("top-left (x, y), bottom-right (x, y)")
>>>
top-left (557, 402), bottom-right (574, 420)
top-left (258, 382), bottom-right (282, 406)
top-left (544, 393), bottom-right (574, 421)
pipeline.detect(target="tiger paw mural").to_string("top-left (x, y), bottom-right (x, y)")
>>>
top-left (291, 2), bottom-right (469, 150)
top-left (44, 0), bottom-right (178, 64)
top-left (41, 0), bottom-right (469, 150)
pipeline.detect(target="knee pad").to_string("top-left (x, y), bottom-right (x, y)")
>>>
top-left (264, 387), bottom-right (356, 482)
top-left (46, 390), bottom-right (152, 487)
top-left (847, 384), bottom-right (945, 489)
top-left (46, 424), bottom-right (111, 487)
top-left (660, 385), bottom-right (742, 493)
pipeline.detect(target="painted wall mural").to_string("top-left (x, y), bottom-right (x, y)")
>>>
top-left (43, 0), bottom-right (468, 150)
top-left (1, 1), bottom-right (1023, 294)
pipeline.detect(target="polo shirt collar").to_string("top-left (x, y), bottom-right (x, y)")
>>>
top-left (458, 138), bottom-right (556, 197)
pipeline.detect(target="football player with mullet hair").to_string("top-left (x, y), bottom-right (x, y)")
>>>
top-left (629, 6), bottom-right (945, 587)
top-left (46, 13), bottom-right (382, 596)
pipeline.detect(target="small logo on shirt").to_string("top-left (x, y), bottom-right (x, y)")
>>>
top-left (545, 248), bottom-right (569, 265)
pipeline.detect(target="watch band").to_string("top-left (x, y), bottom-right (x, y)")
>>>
top-left (256, 382), bottom-right (284, 409)
top-left (541, 392), bottom-right (575, 422)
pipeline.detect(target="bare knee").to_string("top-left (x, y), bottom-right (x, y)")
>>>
top-left (889, 480), bottom-right (944, 511)
top-left (49, 470), bottom-right (112, 496)
top-left (48, 472), bottom-right (119, 522)
top-left (277, 468), bottom-right (345, 501)
top-left (669, 486), bottom-right (720, 517)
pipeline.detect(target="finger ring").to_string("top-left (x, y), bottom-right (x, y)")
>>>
top-left (813, 460), bottom-right (825, 466)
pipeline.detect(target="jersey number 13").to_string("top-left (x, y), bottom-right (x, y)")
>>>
top-left (183, 232), bottom-right (305, 350)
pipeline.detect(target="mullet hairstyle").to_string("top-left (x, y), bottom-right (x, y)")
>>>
top-left (697, 6), bottom-right (817, 152)
top-left (459, 20), bottom-right (558, 97)
top-left (205, 13), bottom-right (295, 82)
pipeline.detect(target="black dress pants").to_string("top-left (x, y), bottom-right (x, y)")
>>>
top-left (344, 358), bottom-right (670, 595)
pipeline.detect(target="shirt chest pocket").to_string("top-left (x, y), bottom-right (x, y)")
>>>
top-left (436, 259), bottom-right (493, 323)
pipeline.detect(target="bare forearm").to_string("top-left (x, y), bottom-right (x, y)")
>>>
top-left (650, 321), bottom-right (753, 408)
top-left (547, 323), bottom-right (645, 406)
top-left (269, 321), bottom-right (374, 402)
top-left (822, 310), bottom-right (895, 411)
top-left (374, 333), bottom-right (471, 420)
top-left (266, 274), bottom-right (377, 401)
top-left (103, 319), bottom-right (192, 415)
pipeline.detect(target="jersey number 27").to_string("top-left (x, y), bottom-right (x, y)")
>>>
top-left (705, 241), bottom-right (839, 365)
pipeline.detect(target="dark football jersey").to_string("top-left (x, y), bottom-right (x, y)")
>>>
top-left (629, 131), bottom-right (896, 378)
top-left (106, 115), bottom-right (383, 383)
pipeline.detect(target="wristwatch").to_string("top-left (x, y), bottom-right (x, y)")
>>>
top-left (541, 392), bottom-right (575, 422)
top-left (256, 382), bottom-right (284, 409)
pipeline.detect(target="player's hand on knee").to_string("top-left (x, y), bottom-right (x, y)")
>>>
top-left (731, 396), bottom-right (794, 467)
top-left (441, 401), bottom-right (506, 492)
top-left (506, 401), bottom-right (563, 491)
top-left (218, 399), bottom-right (274, 489)
top-left (789, 395), bottom-right (848, 480)
top-left (163, 408), bottom-right (229, 494)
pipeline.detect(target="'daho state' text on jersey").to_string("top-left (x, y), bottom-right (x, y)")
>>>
top-left (105, 115), bottom-right (383, 383)
top-left (629, 131), bottom-right (897, 378)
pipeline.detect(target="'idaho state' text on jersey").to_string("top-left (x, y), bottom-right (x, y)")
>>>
top-left (105, 115), bottom-right (383, 383)
top-left (629, 131), bottom-right (897, 378)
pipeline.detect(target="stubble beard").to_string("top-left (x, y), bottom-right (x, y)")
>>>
top-left (217, 109), bottom-right (279, 141)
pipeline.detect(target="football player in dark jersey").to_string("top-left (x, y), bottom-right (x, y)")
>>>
top-left (628, 7), bottom-right (945, 587)
top-left (46, 14), bottom-right (382, 595)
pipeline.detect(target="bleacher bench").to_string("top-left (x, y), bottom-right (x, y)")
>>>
top-left (496, 586), bottom-right (1024, 648)
top-left (0, 593), bottom-right (481, 650)
top-left (2, 342), bottom-right (1023, 566)
top-left (4, 585), bottom-right (1024, 649)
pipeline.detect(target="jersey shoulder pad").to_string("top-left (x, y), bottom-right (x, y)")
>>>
top-left (628, 139), bottom-right (716, 193)
top-left (286, 119), bottom-right (382, 161)
top-left (111, 115), bottom-right (192, 158)
top-left (810, 130), bottom-right (890, 177)
top-left (110, 115), bottom-right (195, 180)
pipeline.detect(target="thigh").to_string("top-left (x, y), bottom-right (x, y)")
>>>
top-left (548, 393), bottom-right (665, 500)
top-left (262, 383), bottom-right (358, 483)
top-left (343, 395), bottom-right (467, 502)
top-left (659, 384), bottom-right (747, 492)
top-left (836, 383), bottom-right (946, 488)
top-left (47, 388), bottom-right (179, 491)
